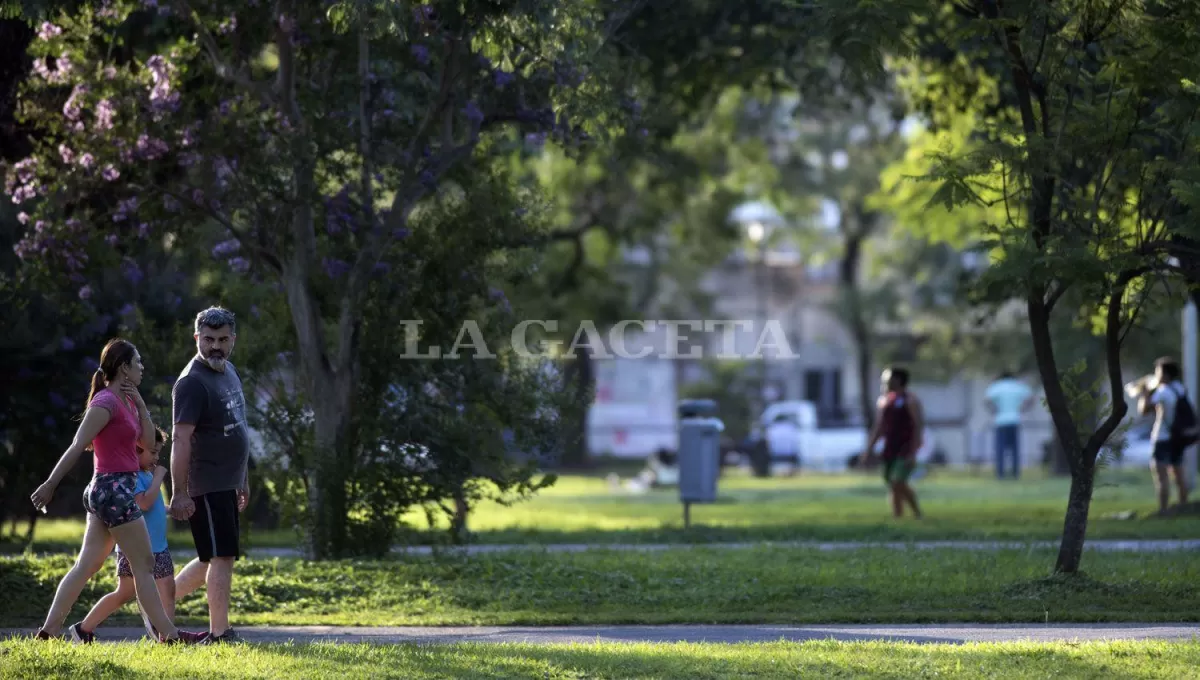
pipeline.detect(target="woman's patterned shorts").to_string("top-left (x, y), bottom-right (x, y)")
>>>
top-left (82, 472), bottom-right (143, 529)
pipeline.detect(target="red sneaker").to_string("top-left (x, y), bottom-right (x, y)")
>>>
top-left (160, 630), bottom-right (209, 645)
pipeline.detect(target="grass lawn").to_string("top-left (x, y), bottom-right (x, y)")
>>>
top-left (2, 639), bottom-right (1198, 679)
top-left (6, 467), bottom-right (1197, 554)
top-left (419, 466), bottom-right (1200, 545)
top-left (4, 548), bottom-right (1200, 628)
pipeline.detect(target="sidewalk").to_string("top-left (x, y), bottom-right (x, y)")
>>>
top-left (245, 538), bottom-right (1200, 558)
top-left (4, 623), bottom-right (1199, 645)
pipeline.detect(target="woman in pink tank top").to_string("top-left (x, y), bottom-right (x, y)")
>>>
top-left (29, 338), bottom-right (204, 644)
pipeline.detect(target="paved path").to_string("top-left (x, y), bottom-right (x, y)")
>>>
top-left (245, 538), bottom-right (1200, 558)
top-left (4, 624), bottom-right (1199, 645)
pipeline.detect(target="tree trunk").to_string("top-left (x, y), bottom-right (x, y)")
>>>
top-left (449, 488), bottom-right (470, 544)
top-left (840, 231), bottom-right (874, 430)
top-left (559, 345), bottom-right (594, 467)
top-left (308, 381), bottom-right (353, 559)
top-left (1055, 460), bottom-right (1095, 573)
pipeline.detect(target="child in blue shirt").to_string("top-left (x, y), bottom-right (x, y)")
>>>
top-left (69, 427), bottom-right (175, 643)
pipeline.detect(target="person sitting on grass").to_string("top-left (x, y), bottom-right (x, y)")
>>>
top-left (70, 427), bottom-right (178, 643)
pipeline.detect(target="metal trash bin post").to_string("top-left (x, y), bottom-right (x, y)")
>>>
top-left (677, 399), bottom-right (725, 528)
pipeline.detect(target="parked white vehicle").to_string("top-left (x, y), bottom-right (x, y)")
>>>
top-left (759, 400), bottom-right (936, 473)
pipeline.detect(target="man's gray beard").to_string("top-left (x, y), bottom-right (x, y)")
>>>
top-left (204, 355), bottom-right (227, 370)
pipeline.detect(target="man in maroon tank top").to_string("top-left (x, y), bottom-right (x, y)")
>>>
top-left (865, 366), bottom-right (924, 518)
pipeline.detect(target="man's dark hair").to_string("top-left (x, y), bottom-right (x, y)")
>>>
top-left (1156, 356), bottom-right (1182, 381)
top-left (195, 306), bottom-right (236, 334)
top-left (887, 366), bottom-right (910, 387)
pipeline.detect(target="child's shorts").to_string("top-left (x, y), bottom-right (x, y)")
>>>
top-left (116, 550), bottom-right (174, 580)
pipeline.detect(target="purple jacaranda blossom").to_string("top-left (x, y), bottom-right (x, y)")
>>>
top-left (411, 45), bottom-right (430, 65)
top-left (119, 302), bottom-right (136, 317)
top-left (65, 217), bottom-right (80, 231)
top-left (228, 257), bottom-right (250, 273)
top-left (180, 125), bottom-right (199, 148)
top-left (38, 22), bottom-right (62, 40)
top-left (78, 152), bottom-right (96, 169)
top-left (179, 152), bottom-right (201, 167)
top-left (250, 304), bottom-right (260, 319)
top-left (494, 70), bottom-right (514, 88)
top-left (163, 195), bottom-right (180, 212)
top-left (14, 157), bottom-right (37, 184)
top-left (95, 99), bottom-right (116, 130)
top-left (60, 337), bottom-right (75, 351)
top-left (212, 239), bottom-right (240, 257)
top-left (136, 135), bottom-right (169, 160)
top-left (122, 259), bottom-right (144, 285)
top-left (63, 84), bottom-right (87, 121)
top-left (113, 196), bottom-right (138, 222)
top-left (219, 100), bottom-right (233, 116)
top-left (103, 66), bottom-right (117, 80)
top-left (58, 144), bottom-right (75, 164)
top-left (105, 234), bottom-right (119, 246)
top-left (17, 212), bottom-right (29, 225)
top-left (191, 188), bottom-right (204, 205)
top-left (11, 185), bottom-right (36, 204)
top-left (463, 101), bottom-right (482, 127)
top-left (34, 220), bottom-right (47, 233)
top-left (392, 228), bottom-right (410, 240)
top-left (117, 141), bottom-right (134, 163)
top-left (419, 170), bottom-right (435, 187)
top-left (322, 257), bottom-right (350, 279)
top-left (49, 390), bottom-right (68, 408)
top-left (413, 5), bottom-right (433, 22)
top-left (525, 132), bottom-right (547, 147)
top-left (137, 223), bottom-right (149, 239)
top-left (218, 14), bottom-right (237, 34)
top-left (78, 285), bottom-right (92, 300)
top-left (54, 54), bottom-right (73, 81)
top-left (72, 121), bottom-right (84, 133)
top-left (372, 262), bottom-right (391, 275)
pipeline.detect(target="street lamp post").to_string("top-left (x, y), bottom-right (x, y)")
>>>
top-left (746, 221), bottom-right (768, 414)
top-left (1185, 296), bottom-right (1198, 491)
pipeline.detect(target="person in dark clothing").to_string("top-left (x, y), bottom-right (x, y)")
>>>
top-left (865, 366), bottom-right (924, 518)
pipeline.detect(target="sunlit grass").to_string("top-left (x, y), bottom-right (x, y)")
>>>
top-left (5, 547), bottom-right (1200, 628)
top-left (3, 638), bottom-right (1198, 679)
top-left (7, 467), bottom-right (1194, 553)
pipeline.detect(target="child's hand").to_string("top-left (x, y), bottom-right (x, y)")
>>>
top-left (154, 464), bottom-right (168, 475)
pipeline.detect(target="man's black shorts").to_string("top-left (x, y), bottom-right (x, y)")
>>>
top-left (1153, 440), bottom-right (1185, 467)
top-left (189, 490), bottom-right (241, 562)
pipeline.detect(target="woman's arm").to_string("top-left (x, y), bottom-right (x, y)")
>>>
top-left (124, 384), bottom-right (156, 452)
top-left (30, 405), bottom-right (112, 510)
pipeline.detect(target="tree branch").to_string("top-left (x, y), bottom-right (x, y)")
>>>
top-left (1083, 268), bottom-right (1148, 457)
top-left (275, 0), bottom-right (303, 130)
top-left (171, 0), bottom-right (275, 109)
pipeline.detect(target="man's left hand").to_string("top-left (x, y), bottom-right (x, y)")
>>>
top-left (237, 488), bottom-right (249, 512)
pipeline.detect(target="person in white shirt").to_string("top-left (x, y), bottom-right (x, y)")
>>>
top-left (1136, 357), bottom-right (1189, 512)
top-left (984, 372), bottom-right (1034, 479)
top-left (765, 413), bottom-right (800, 476)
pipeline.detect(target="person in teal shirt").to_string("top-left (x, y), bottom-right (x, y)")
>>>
top-left (985, 372), bottom-right (1034, 479)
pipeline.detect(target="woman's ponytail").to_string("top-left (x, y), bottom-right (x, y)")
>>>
top-left (85, 367), bottom-right (107, 410)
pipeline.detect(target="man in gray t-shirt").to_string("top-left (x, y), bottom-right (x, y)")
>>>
top-left (167, 306), bottom-right (249, 644)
